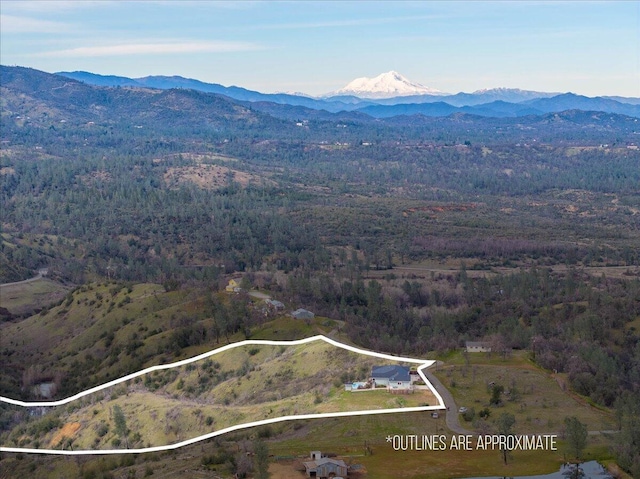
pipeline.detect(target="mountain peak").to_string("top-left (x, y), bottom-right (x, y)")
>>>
top-left (469, 87), bottom-right (562, 102)
top-left (473, 87), bottom-right (527, 94)
top-left (326, 71), bottom-right (446, 99)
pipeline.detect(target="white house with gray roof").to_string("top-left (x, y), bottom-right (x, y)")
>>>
top-left (465, 341), bottom-right (492, 353)
top-left (371, 365), bottom-right (412, 390)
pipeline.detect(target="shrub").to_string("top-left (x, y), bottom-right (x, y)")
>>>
top-left (462, 408), bottom-right (476, 422)
top-left (478, 408), bottom-right (491, 419)
top-left (96, 423), bottom-right (109, 437)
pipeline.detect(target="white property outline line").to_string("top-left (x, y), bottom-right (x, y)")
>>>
top-left (0, 335), bottom-right (445, 455)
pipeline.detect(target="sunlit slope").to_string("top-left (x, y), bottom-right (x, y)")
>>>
top-left (1, 340), bottom-right (437, 451)
top-left (0, 282), bottom-right (341, 401)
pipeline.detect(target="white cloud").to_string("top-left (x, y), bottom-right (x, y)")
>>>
top-left (0, 14), bottom-right (70, 33)
top-left (36, 41), bottom-right (265, 57)
top-left (253, 14), bottom-right (446, 31)
top-left (145, 0), bottom-right (260, 9)
top-left (1, 1), bottom-right (113, 13)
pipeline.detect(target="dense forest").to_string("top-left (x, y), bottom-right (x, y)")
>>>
top-left (1, 66), bottom-right (640, 475)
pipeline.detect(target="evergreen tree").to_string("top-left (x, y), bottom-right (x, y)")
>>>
top-left (113, 404), bottom-right (129, 448)
top-left (254, 439), bottom-right (270, 479)
top-left (564, 416), bottom-right (588, 460)
top-left (496, 413), bottom-right (515, 465)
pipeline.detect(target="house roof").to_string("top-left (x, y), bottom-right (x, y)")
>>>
top-left (303, 458), bottom-right (348, 470)
top-left (291, 308), bottom-right (314, 318)
top-left (266, 299), bottom-right (284, 308)
top-left (371, 365), bottom-right (410, 382)
top-left (466, 341), bottom-right (490, 348)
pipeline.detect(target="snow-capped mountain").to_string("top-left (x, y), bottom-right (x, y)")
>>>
top-left (273, 90), bottom-right (316, 98)
top-left (54, 69), bottom-right (640, 117)
top-left (325, 71), bottom-right (446, 99)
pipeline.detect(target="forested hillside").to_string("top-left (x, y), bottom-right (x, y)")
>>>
top-left (1, 66), bottom-right (640, 476)
top-left (3, 67), bottom-right (639, 281)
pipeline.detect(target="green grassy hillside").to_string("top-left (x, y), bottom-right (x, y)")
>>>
top-left (0, 281), bottom-right (350, 402)
top-left (1, 340), bottom-right (436, 451)
top-left (0, 277), bottom-right (70, 317)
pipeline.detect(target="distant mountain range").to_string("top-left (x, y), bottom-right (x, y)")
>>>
top-left (354, 93), bottom-right (640, 119)
top-left (3, 66), bottom-right (639, 145)
top-left (55, 70), bottom-right (640, 119)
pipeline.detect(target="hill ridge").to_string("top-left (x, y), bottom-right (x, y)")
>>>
top-left (0, 335), bottom-right (438, 407)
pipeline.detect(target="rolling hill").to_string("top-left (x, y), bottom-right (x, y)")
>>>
top-left (54, 68), bottom-right (640, 118)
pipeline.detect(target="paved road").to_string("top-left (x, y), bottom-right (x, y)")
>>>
top-left (248, 291), bottom-right (271, 300)
top-left (0, 271), bottom-right (45, 288)
top-left (422, 364), bottom-right (475, 435)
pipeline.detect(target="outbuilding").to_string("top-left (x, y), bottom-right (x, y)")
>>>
top-left (291, 308), bottom-right (315, 320)
top-left (465, 341), bottom-right (492, 353)
top-left (303, 451), bottom-right (348, 478)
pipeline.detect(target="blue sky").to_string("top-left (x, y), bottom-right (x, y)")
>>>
top-left (1, 1), bottom-right (638, 97)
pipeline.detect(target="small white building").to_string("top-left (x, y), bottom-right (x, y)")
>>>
top-left (465, 341), bottom-right (492, 353)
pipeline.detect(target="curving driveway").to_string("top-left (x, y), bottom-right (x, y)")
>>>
top-left (0, 271), bottom-right (45, 288)
top-left (422, 363), bottom-right (475, 435)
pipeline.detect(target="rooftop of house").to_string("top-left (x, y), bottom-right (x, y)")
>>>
top-left (303, 457), bottom-right (348, 469)
top-left (466, 341), bottom-right (491, 347)
top-left (291, 308), bottom-right (314, 318)
top-left (371, 365), bottom-right (411, 382)
top-left (266, 299), bottom-right (285, 307)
